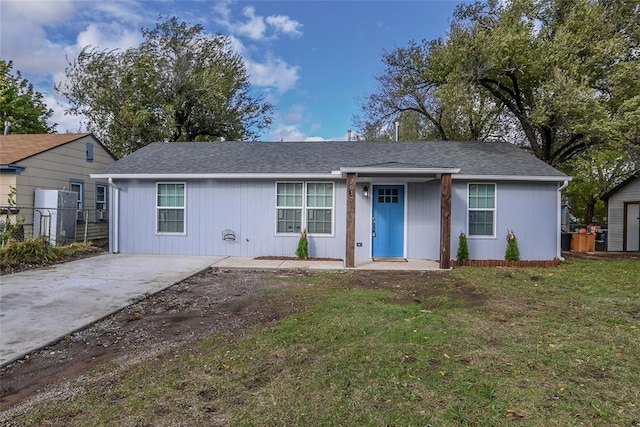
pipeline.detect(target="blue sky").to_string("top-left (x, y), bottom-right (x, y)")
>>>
top-left (1, 1), bottom-right (464, 141)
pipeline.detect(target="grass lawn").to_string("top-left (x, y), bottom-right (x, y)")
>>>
top-left (15, 259), bottom-right (640, 426)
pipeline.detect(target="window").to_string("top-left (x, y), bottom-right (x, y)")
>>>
top-left (468, 183), bottom-right (496, 237)
top-left (86, 142), bottom-right (94, 162)
top-left (276, 182), bottom-right (334, 235)
top-left (157, 183), bottom-right (185, 234)
top-left (306, 183), bottom-right (333, 234)
top-left (96, 183), bottom-right (107, 221)
top-left (70, 179), bottom-right (84, 220)
top-left (377, 187), bottom-right (399, 204)
top-left (277, 182), bottom-right (303, 233)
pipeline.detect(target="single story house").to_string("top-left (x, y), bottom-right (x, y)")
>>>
top-left (0, 133), bottom-right (116, 243)
top-left (602, 171), bottom-right (640, 251)
top-left (92, 141), bottom-right (571, 268)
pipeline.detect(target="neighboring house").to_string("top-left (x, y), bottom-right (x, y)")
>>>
top-left (92, 141), bottom-right (571, 268)
top-left (602, 172), bottom-right (640, 252)
top-left (0, 133), bottom-right (116, 243)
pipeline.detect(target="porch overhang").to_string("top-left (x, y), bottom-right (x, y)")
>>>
top-left (343, 170), bottom-right (456, 270)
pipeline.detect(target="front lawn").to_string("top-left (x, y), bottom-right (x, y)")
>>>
top-left (11, 259), bottom-right (640, 426)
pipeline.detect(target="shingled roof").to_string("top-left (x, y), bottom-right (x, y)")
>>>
top-left (0, 133), bottom-right (94, 164)
top-left (97, 140), bottom-right (569, 180)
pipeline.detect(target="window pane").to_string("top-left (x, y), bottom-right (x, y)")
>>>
top-left (469, 184), bottom-right (495, 209)
top-left (307, 209), bottom-right (332, 234)
top-left (96, 186), bottom-right (106, 202)
top-left (469, 211), bottom-right (494, 236)
top-left (158, 184), bottom-right (184, 207)
top-left (96, 185), bottom-right (107, 210)
top-left (70, 183), bottom-right (83, 209)
top-left (277, 183), bottom-right (303, 207)
top-left (158, 209), bottom-right (184, 233)
top-left (277, 208), bottom-right (301, 233)
top-left (307, 183), bottom-right (333, 207)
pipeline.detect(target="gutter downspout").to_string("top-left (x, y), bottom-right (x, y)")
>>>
top-left (108, 178), bottom-right (119, 253)
top-left (557, 180), bottom-right (569, 261)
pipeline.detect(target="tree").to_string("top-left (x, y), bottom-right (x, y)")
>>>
top-left (356, 0), bottom-right (639, 168)
top-left (354, 39), bottom-right (512, 142)
top-left (562, 145), bottom-right (639, 225)
top-left (443, 0), bottom-right (639, 166)
top-left (56, 17), bottom-right (273, 158)
top-left (0, 59), bottom-right (56, 134)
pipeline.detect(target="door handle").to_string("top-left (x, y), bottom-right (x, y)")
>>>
top-left (372, 217), bottom-right (376, 237)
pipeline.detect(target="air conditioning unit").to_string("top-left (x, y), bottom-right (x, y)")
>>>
top-left (96, 210), bottom-right (107, 221)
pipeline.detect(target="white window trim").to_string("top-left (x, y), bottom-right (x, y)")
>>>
top-left (156, 182), bottom-right (187, 235)
top-left (95, 184), bottom-right (107, 211)
top-left (275, 181), bottom-right (335, 237)
top-left (467, 182), bottom-right (497, 239)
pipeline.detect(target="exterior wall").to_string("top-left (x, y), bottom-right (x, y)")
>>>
top-left (451, 180), bottom-right (560, 260)
top-left (113, 179), bottom-right (347, 258)
top-left (406, 180), bottom-right (441, 259)
top-left (14, 135), bottom-right (114, 212)
top-left (607, 178), bottom-right (640, 251)
top-left (112, 177), bottom-right (561, 260)
top-left (0, 173), bottom-right (17, 204)
top-left (3, 135), bottom-right (114, 243)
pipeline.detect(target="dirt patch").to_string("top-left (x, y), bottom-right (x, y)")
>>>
top-left (0, 268), bottom-right (464, 416)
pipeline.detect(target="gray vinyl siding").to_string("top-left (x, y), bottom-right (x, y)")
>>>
top-left (114, 179), bottom-right (346, 258)
top-left (406, 180), bottom-right (441, 259)
top-left (607, 178), bottom-right (640, 251)
top-left (14, 135), bottom-right (113, 208)
top-left (112, 178), bottom-right (561, 260)
top-left (451, 181), bottom-right (559, 260)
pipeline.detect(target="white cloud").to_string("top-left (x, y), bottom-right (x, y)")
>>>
top-left (75, 22), bottom-right (141, 52)
top-left (235, 6), bottom-right (268, 40)
top-left (213, 3), bottom-right (302, 41)
top-left (266, 15), bottom-right (303, 37)
top-left (245, 54), bottom-right (300, 94)
top-left (269, 124), bottom-right (306, 141)
top-left (1, 0), bottom-right (75, 25)
top-left (0, 1), bottom-right (76, 74)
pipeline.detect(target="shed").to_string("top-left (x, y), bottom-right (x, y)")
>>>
top-left (602, 172), bottom-right (640, 251)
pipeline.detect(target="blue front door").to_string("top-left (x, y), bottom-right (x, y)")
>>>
top-left (372, 185), bottom-right (404, 258)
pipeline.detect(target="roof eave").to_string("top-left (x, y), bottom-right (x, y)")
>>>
top-left (453, 174), bottom-right (572, 182)
top-left (91, 173), bottom-right (341, 180)
top-left (0, 164), bottom-right (27, 174)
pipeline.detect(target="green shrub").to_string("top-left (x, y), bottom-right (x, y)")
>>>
top-left (456, 232), bottom-right (470, 261)
top-left (296, 231), bottom-right (309, 260)
top-left (505, 230), bottom-right (520, 261)
top-left (0, 237), bottom-right (61, 265)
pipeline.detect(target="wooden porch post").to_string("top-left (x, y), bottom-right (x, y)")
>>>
top-left (345, 173), bottom-right (357, 268)
top-left (440, 173), bottom-right (452, 269)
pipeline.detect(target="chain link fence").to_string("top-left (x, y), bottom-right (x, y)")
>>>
top-left (0, 206), bottom-right (109, 246)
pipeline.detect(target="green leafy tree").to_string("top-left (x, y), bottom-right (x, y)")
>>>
top-left (56, 17), bottom-right (273, 158)
top-left (354, 39), bottom-right (511, 142)
top-left (563, 146), bottom-right (639, 225)
top-left (442, 0), bottom-right (639, 166)
top-left (357, 0), bottom-right (639, 168)
top-left (0, 59), bottom-right (56, 134)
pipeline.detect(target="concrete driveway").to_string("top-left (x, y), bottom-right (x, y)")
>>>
top-left (0, 254), bottom-right (442, 367)
top-left (0, 254), bottom-right (216, 366)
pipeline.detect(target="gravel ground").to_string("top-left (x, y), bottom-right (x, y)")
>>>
top-left (0, 267), bottom-right (318, 418)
